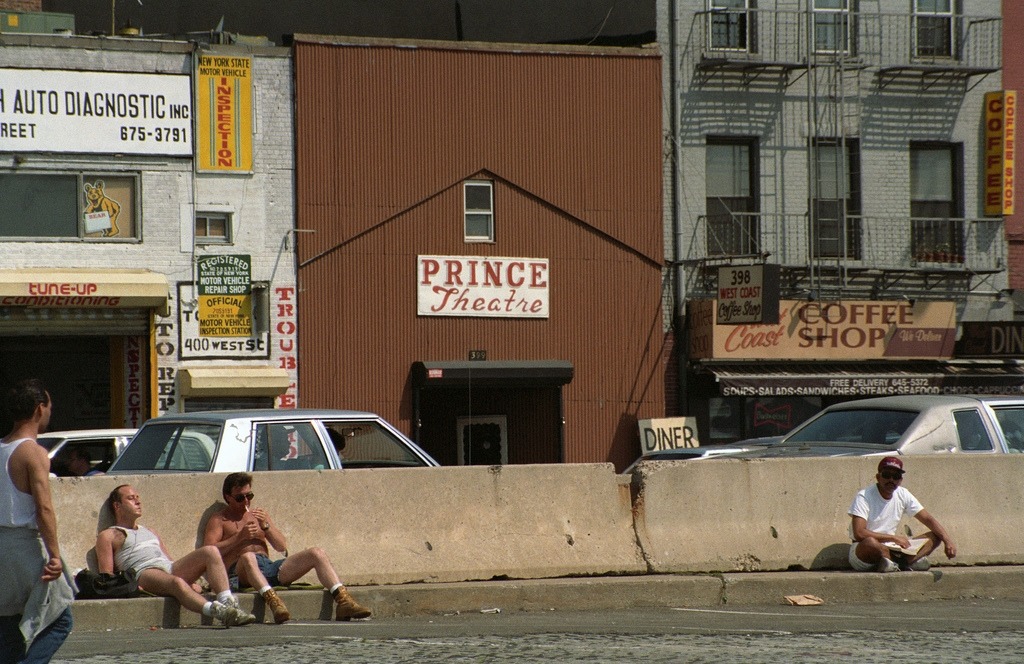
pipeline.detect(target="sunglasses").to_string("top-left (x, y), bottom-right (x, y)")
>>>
top-left (231, 492), bottom-right (255, 502)
top-left (880, 471), bottom-right (903, 481)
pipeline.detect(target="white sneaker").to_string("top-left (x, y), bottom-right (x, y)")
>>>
top-left (909, 557), bottom-right (931, 571)
top-left (210, 600), bottom-right (257, 626)
top-left (222, 594), bottom-right (240, 609)
top-left (878, 558), bottom-right (900, 573)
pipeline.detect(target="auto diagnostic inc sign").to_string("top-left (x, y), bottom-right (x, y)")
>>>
top-left (417, 255), bottom-right (549, 318)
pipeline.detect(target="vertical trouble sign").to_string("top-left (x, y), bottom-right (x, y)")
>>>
top-left (197, 54), bottom-right (253, 172)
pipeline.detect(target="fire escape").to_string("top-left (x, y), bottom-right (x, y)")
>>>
top-left (686, 1), bottom-right (1004, 304)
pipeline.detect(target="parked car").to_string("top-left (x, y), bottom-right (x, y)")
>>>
top-left (734, 395), bottom-right (1024, 459)
top-left (39, 429), bottom-right (137, 477)
top-left (623, 436), bottom-right (783, 473)
top-left (107, 409), bottom-right (438, 474)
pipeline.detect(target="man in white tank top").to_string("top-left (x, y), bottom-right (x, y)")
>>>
top-left (95, 484), bottom-right (256, 627)
top-left (0, 378), bottom-right (75, 661)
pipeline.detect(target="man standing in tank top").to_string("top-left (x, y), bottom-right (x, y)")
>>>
top-left (0, 378), bottom-right (74, 663)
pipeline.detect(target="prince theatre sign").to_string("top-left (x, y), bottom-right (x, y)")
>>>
top-left (417, 255), bottom-right (549, 318)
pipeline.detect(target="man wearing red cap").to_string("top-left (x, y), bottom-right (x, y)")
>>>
top-left (848, 456), bottom-right (957, 572)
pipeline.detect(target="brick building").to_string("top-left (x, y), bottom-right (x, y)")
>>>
top-left (659, 1), bottom-right (1015, 444)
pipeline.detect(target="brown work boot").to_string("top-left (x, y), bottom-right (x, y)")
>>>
top-left (333, 586), bottom-right (372, 621)
top-left (263, 589), bottom-right (291, 624)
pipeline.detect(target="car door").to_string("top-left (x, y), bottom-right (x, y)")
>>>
top-left (951, 408), bottom-right (997, 454)
top-left (251, 420), bottom-right (332, 471)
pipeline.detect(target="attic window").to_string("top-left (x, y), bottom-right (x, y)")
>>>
top-left (464, 181), bottom-right (494, 242)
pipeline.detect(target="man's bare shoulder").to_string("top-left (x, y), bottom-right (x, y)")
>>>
top-left (97, 526), bottom-right (126, 544)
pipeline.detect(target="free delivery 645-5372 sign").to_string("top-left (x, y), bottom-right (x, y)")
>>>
top-left (0, 68), bottom-right (192, 155)
top-left (417, 255), bottom-right (549, 318)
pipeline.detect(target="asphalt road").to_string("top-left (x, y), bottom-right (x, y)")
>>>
top-left (53, 599), bottom-right (1024, 661)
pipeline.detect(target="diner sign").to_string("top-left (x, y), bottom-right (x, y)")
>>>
top-left (417, 255), bottom-right (549, 318)
top-left (638, 417), bottom-right (699, 455)
top-left (688, 299), bottom-right (956, 360)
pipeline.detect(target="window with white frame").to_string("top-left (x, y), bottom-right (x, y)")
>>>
top-left (813, 0), bottom-right (854, 55)
top-left (464, 181), bottom-right (494, 242)
top-left (708, 0), bottom-right (756, 52)
top-left (195, 211), bottom-right (232, 244)
top-left (915, 0), bottom-right (956, 58)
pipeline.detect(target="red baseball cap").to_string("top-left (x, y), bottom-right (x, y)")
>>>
top-left (878, 456), bottom-right (904, 474)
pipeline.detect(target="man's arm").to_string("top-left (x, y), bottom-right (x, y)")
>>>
top-left (203, 512), bottom-right (261, 561)
top-left (914, 509), bottom-right (957, 559)
top-left (250, 507), bottom-right (288, 554)
top-left (17, 443), bottom-right (63, 581)
top-left (850, 515), bottom-right (910, 549)
top-left (95, 529), bottom-right (119, 574)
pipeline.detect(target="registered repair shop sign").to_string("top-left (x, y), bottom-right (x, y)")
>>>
top-left (197, 254), bottom-right (252, 337)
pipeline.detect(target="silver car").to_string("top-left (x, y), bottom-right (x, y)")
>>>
top-left (108, 409), bottom-right (438, 474)
top-left (736, 395), bottom-right (1024, 458)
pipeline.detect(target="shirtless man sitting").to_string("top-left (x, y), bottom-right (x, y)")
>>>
top-left (95, 484), bottom-right (256, 626)
top-left (203, 472), bottom-right (371, 623)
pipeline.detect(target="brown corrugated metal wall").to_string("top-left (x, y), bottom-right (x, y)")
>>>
top-left (293, 37), bottom-right (666, 471)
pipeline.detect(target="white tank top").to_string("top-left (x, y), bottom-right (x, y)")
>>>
top-left (0, 438), bottom-right (39, 528)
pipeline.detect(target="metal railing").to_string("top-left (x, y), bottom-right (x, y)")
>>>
top-left (695, 212), bottom-right (1005, 274)
top-left (692, 8), bottom-right (1001, 72)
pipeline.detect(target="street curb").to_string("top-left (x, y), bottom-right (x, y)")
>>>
top-left (70, 566), bottom-right (1024, 631)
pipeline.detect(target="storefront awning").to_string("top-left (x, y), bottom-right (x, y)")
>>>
top-left (179, 366), bottom-right (291, 397)
top-left (413, 361), bottom-right (574, 388)
top-left (702, 361), bottom-right (1024, 397)
top-left (0, 269), bottom-right (170, 316)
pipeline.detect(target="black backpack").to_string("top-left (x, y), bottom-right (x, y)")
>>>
top-left (74, 569), bottom-right (141, 600)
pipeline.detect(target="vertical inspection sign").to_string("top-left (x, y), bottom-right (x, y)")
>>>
top-left (196, 54), bottom-right (253, 172)
top-left (197, 255), bottom-right (252, 337)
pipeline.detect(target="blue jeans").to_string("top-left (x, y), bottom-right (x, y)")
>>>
top-left (0, 607), bottom-right (73, 664)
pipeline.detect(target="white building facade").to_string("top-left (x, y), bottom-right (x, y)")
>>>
top-left (0, 34), bottom-right (296, 431)
top-left (659, 1), bottom-right (1014, 443)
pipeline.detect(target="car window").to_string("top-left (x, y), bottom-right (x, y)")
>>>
top-left (253, 422), bottom-right (330, 471)
top-left (113, 423), bottom-right (220, 472)
top-left (786, 409), bottom-right (917, 446)
top-left (953, 409), bottom-right (994, 452)
top-left (325, 420), bottom-right (426, 468)
top-left (36, 436), bottom-right (65, 452)
top-left (992, 408), bottom-right (1024, 453)
top-left (50, 439), bottom-right (119, 476)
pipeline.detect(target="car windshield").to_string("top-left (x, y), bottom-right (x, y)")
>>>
top-left (785, 409), bottom-right (918, 447)
top-left (112, 423), bottom-right (221, 472)
top-left (325, 420), bottom-right (428, 468)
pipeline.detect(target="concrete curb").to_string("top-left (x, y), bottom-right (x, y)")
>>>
top-left (70, 566), bottom-right (1024, 631)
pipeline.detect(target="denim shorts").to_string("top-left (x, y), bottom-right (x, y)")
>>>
top-left (228, 554), bottom-right (286, 591)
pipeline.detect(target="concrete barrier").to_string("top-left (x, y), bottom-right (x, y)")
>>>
top-left (51, 463), bottom-right (645, 585)
top-left (631, 454), bottom-right (1024, 573)
top-left (49, 455), bottom-right (1024, 587)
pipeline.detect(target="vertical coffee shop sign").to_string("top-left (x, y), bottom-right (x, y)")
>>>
top-left (197, 255), bottom-right (252, 337)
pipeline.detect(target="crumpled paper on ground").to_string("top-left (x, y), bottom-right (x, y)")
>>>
top-left (783, 594), bottom-right (825, 606)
